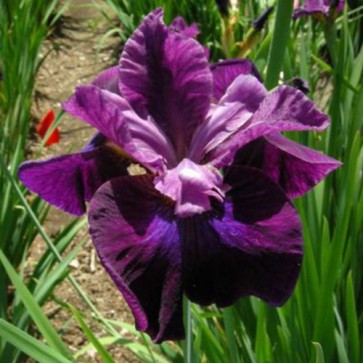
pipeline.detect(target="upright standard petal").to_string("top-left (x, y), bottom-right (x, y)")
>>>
top-left (211, 59), bottom-right (262, 102)
top-left (205, 85), bottom-right (330, 168)
top-left (170, 16), bottom-right (200, 38)
top-left (188, 74), bottom-right (267, 162)
top-left (18, 138), bottom-right (129, 216)
top-left (92, 66), bottom-right (121, 95)
top-left (233, 132), bottom-right (342, 198)
top-left (119, 9), bottom-right (213, 159)
top-left (180, 167), bottom-right (302, 307)
top-left (63, 85), bottom-right (176, 170)
top-left (88, 175), bottom-right (183, 342)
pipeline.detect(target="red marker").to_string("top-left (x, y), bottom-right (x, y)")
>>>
top-left (36, 110), bottom-right (60, 147)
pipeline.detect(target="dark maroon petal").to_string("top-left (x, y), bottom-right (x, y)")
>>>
top-left (233, 133), bottom-right (342, 198)
top-left (210, 59), bottom-right (262, 102)
top-left (207, 85), bottom-right (330, 168)
top-left (92, 66), bottom-right (121, 95)
top-left (88, 175), bottom-right (183, 342)
top-left (18, 142), bottom-right (129, 216)
top-left (119, 9), bottom-right (212, 158)
top-left (63, 85), bottom-right (176, 171)
top-left (180, 166), bottom-right (302, 307)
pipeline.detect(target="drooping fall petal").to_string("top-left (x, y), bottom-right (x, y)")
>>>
top-left (88, 175), bottom-right (183, 343)
top-left (19, 137), bottom-right (129, 216)
top-left (181, 166), bottom-right (302, 307)
top-left (232, 132), bottom-right (342, 198)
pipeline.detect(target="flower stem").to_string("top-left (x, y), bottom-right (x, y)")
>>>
top-left (183, 296), bottom-right (193, 363)
top-left (265, 0), bottom-right (294, 89)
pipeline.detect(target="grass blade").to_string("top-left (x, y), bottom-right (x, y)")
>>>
top-left (0, 318), bottom-right (72, 363)
top-left (69, 305), bottom-right (115, 363)
top-left (0, 249), bottom-right (72, 359)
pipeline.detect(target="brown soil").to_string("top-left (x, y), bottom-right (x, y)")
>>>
top-left (30, 1), bottom-right (141, 362)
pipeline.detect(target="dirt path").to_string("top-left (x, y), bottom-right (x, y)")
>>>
top-left (31, 1), bottom-right (140, 361)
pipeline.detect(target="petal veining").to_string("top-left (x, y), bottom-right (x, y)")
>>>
top-left (119, 9), bottom-right (213, 159)
top-left (63, 85), bottom-right (176, 170)
top-left (205, 85), bottom-right (330, 168)
top-left (18, 137), bottom-right (129, 216)
top-left (188, 74), bottom-right (267, 162)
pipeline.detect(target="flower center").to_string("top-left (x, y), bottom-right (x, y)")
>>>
top-left (154, 158), bottom-right (225, 218)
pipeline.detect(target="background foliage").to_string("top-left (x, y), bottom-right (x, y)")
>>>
top-left (0, 0), bottom-right (362, 362)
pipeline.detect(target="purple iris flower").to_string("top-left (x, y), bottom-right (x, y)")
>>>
top-left (293, 0), bottom-right (345, 19)
top-left (19, 9), bottom-right (341, 343)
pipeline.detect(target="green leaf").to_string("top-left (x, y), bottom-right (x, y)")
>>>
top-left (0, 318), bottom-right (72, 363)
top-left (0, 249), bottom-right (72, 359)
top-left (222, 307), bottom-right (240, 363)
top-left (345, 272), bottom-right (360, 363)
top-left (313, 342), bottom-right (325, 363)
top-left (265, 0), bottom-right (294, 89)
top-left (69, 305), bottom-right (115, 363)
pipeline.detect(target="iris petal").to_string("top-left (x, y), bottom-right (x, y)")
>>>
top-left (211, 58), bottom-right (262, 102)
top-left (189, 74), bottom-right (267, 162)
top-left (180, 166), bottom-right (302, 307)
top-left (233, 132), bottom-right (342, 198)
top-left (206, 85), bottom-right (330, 168)
top-left (88, 175), bottom-right (183, 343)
top-left (293, 0), bottom-right (344, 18)
top-left (92, 66), bottom-right (121, 95)
top-left (63, 85), bottom-right (176, 171)
top-left (18, 139), bottom-right (129, 216)
top-left (119, 9), bottom-right (213, 159)
top-left (170, 16), bottom-right (199, 38)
